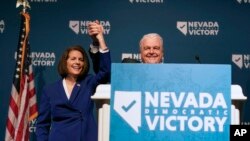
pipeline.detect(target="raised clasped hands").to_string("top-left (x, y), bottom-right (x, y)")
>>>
top-left (87, 20), bottom-right (107, 50)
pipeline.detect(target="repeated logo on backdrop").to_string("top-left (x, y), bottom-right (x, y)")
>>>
top-left (14, 52), bottom-right (56, 67)
top-left (177, 21), bottom-right (219, 36)
top-left (29, 119), bottom-right (37, 133)
top-left (236, 0), bottom-right (250, 4)
top-left (129, 0), bottom-right (164, 4)
top-left (69, 20), bottom-right (111, 35)
top-left (30, 52), bottom-right (56, 66)
top-left (0, 20), bottom-right (5, 34)
top-left (122, 53), bottom-right (141, 61)
top-left (232, 54), bottom-right (250, 69)
top-left (30, 0), bottom-right (57, 3)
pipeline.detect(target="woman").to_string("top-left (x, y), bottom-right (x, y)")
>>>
top-left (36, 21), bottom-right (110, 141)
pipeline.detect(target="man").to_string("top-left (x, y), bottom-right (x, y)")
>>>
top-left (122, 33), bottom-right (164, 64)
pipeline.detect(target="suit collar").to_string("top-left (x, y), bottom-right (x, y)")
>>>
top-left (69, 82), bottom-right (81, 103)
top-left (58, 79), bottom-right (81, 104)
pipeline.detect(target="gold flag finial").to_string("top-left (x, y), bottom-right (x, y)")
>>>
top-left (16, 0), bottom-right (31, 12)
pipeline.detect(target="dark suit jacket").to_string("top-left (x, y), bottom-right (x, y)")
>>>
top-left (89, 49), bottom-right (100, 74)
top-left (35, 52), bottom-right (111, 141)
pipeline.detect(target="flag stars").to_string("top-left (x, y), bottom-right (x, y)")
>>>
top-left (15, 74), bottom-right (19, 79)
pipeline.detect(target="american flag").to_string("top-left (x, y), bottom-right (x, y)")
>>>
top-left (5, 12), bottom-right (38, 141)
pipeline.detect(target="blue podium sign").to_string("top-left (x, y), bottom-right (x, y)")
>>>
top-left (110, 63), bottom-right (231, 141)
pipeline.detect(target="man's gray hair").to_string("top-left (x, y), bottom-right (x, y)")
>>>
top-left (139, 33), bottom-right (163, 49)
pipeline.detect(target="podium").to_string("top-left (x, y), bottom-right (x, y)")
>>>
top-left (92, 84), bottom-right (248, 141)
top-left (91, 84), bottom-right (111, 141)
top-left (231, 84), bottom-right (247, 125)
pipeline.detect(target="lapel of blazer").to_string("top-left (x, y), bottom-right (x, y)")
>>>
top-left (57, 79), bottom-right (69, 102)
top-left (69, 81), bottom-right (81, 103)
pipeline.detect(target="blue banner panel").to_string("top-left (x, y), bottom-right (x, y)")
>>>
top-left (110, 63), bottom-right (231, 141)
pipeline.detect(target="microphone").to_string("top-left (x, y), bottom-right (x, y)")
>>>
top-left (195, 55), bottom-right (201, 63)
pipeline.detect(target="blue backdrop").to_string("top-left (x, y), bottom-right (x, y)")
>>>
top-left (1, 0), bottom-right (250, 140)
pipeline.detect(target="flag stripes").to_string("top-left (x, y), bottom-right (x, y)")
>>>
top-left (5, 12), bottom-right (38, 141)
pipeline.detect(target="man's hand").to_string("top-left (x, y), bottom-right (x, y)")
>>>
top-left (87, 20), bottom-right (108, 51)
